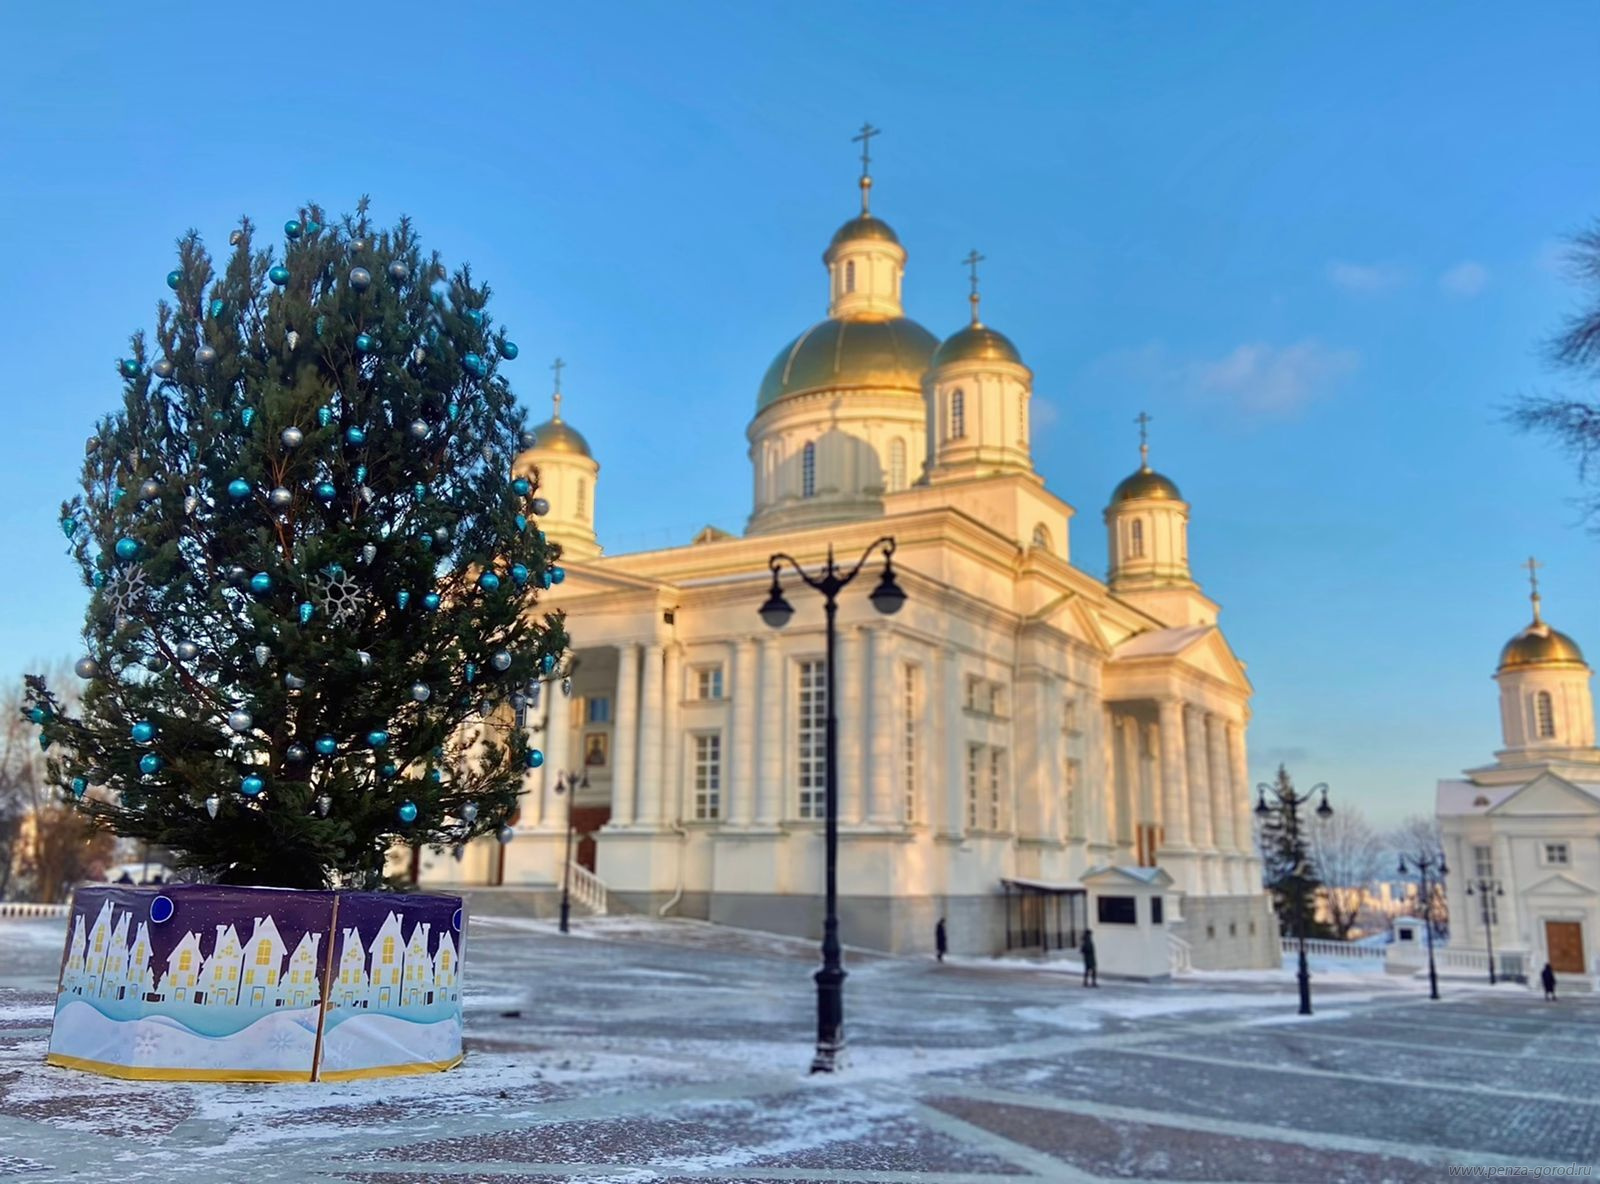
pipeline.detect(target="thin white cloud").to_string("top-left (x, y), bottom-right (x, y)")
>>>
top-left (1032, 396), bottom-right (1060, 428)
top-left (1327, 260), bottom-right (1406, 293)
top-left (1439, 260), bottom-right (1489, 297)
top-left (1093, 340), bottom-right (1359, 418)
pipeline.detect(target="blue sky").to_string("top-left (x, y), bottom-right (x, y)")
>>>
top-left (4, 2), bottom-right (1598, 828)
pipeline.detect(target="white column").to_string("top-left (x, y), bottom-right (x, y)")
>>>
top-left (942, 646), bottom-right (965, 836)
top-left (729, 638), bottom-right (758, 826)
top-left (915, 648), bottom-right (936, 827)
top-left (1158, 699), bottom-right (1190, 849)
top-left (1097, 707), bottom-right (1117, 848)
top-left (611, 644), bottom-right (640, 826)
top-left (661, 644), bottom-right (683, 824)
top-left (636, 643), bottom-right (665, 826)
top-left (538, 683), bottom-right (571, 831)
top-left (756, 636), bottom-right (782, 825)
top-left (867, 625), bottom-right (897, 824)
top-left (1207, 714), bottom-right (1234, 866)
top-left (1186, 707), bottom-right (1213, 852)
top-left (838, 626), bottom-right (865, 824)
top-left (1227, 720), bottom-right (1252, 862)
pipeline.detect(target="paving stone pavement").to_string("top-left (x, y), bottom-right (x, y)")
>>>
top-left (1, 913), bottom-right (1597, 1182)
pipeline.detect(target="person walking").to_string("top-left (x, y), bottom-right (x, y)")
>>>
top-left (1541, 961), bottom-right (1557, 1001)
top-left (935, 917), bottom-right (947, 963)
top-left (1080, 929), bottom-right (1098, 988)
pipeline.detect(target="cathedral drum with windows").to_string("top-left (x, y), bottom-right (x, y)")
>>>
top-left (420, 157), bottom-right (1277, 969)
top-left (1438, 567), bottom-right (1600, 980)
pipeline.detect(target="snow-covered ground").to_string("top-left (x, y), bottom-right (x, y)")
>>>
top-left (0, 912), bottom-right (1589, 1182)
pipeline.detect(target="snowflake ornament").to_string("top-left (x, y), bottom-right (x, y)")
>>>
top-left (317, 566), bottom-right (366, 628)
top-left (103, 567), bottom-right (149, 622)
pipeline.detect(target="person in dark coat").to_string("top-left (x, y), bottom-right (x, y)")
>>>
top-left (1080, 929), bottom-right (1098, 987)
top-left (1541, 962), bottom-right (1557, 1001)
top-left (935, 917), bottom-right (947, 962)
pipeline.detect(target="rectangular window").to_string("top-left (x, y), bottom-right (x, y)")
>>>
top-left (693, 733), bottom-right (722, 820)
top-left (1097, 896), bottom-right (1137, 925)
top-left (1473, 844), bottom-right (1494, 879)
top-left (1151, 897), bottom-right (1164, 925)
top-left (1544, 842), bottom-right (1570, 866)
top-left (586, 696), bottom-right (611, 724)
top-left (902, 663), bottom-right (919, 823)
top-left (1064, 757), bottom-right (1080, 833)
top-left (988, 683), bottom-right (1003, 716)
top-left (695, 665), bottom-right (724, 701)
top-left (965, 676), bottom-right (980, 711)
top-left (797, 660), bottom-right (826, 819)
top-left (988, 747), bottom-right (1005, 831)
top-left (1063, 697), bottom-right (1079, 734)
top-left (966, 744), bottom-right (981, 829)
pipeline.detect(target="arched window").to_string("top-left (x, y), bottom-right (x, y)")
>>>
top-left (1031, 523), bottom-right (1050, 551)
top-left (576, 477), bottom-right (588, 522)
top-left (888, 438), bottom-right (907, 492)
top-left (845, 260), bottom-right (856, 293)
top-left (1536, 690), bottom-right (1556, 738)
top-left (1130, 518), bottom-right (1145, 558)
top-left (801, 441), bottom-right (816, 498)
top-left (951, 390), bottom-right (966, 439)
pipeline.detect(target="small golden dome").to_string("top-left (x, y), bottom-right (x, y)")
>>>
top-left (526, 417), bottom-right (592, 459)
top-left (931, 322), bottom-right (1024, 369)
top-left (1111, 465), bottom-right (1182, 504)
top-left (1498, 621), bottom-right (1588, 671)
top-left (757, 316), bottom-right (937, 411)
top-left (828, 213), bottom-right (900, 251)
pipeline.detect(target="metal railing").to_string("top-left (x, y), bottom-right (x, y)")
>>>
top-left (566, 862), bottom-right (608, 917)
top-left (0, 902), bottom-right (69, 918)
top-left (1296, 938), bottom-right (1388, 961)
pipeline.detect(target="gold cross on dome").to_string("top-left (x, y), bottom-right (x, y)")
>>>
top-left (1135, 411), bottom-right (1152, 467)
top-left (1526, 555), bottom-right (1543, 621)
top-left (962, 249), bottom-right (986, 324)
top-left (852, 121), bottom-right (880, 177)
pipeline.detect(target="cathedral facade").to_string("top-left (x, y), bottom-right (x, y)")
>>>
top-left (428, 168), bottom-right (1276, 968)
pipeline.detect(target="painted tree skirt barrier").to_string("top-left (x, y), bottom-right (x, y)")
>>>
top-left (46, 884), bottom-right (466, 1082)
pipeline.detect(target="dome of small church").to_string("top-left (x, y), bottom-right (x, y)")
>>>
top-left (1111, 465), bottom-right (1182, 504)
top-left (828, 212), bottom-right (901, 251)
top-left (1499, 620), bottom-right (1587, 672)
top-left (756, 316), bottom-right (937, 412)
top-left (931, 322), bottom-right (1024, 369)
top-left (525, 416), bottom-right (592, 459)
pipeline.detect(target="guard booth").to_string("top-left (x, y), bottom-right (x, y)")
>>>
top-left (1000, 878), bottom-right (1087, 955)
top-left (1081, 866), bottom-right (1175, 980)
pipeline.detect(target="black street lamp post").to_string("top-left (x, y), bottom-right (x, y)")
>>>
top-left (553, 766), bottom-right (590, 935)
top-left (1465, 877), bottom-right (1504, 985)
top-left (759, 536), bottom-right (906, 1074)
top-left (1255, 771), bottom-right (1332, 1016)
top-left (1397, 847), bottom-right (1448, 1000)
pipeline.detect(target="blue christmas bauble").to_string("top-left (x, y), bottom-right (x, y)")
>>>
top-left (427, 768), bottom-right (443, 784)
top-left (396, 590), bottom-right (410, 609)
top-left (139, 753), bottom-right (162, 776)
top-left (398, 801), bottom-right (419, 824)
top-left (380, 762), bottom-right (397, 778)
top-left (228, 478), bottom-right (252, 500)
top-left (501, 340), bottom-right (518, 359)
top-left (114, 537), bottom-right (139, 561)
top-left (462, 352), bottom-right (484, 375)
top-left (209, 298), bottom-right (226, 319)
top-left (284, 219), bottom-right (302, 238)
top-left (345, 426), bottom-right (365, 446)
top-left (298, 602), bottom-right (314, 624)
top-left (38, 734), bottom-right (51, 751)
top-left (515, 514), bottom-right (528, 532)
top-left (526, 748), bottom-right (544, 769)
top-left (542, 653), bottom-right (556, 674)
top-left (552, 567), bottom-right (566, 584)
top-left (511, 477), bottom-right (531, 497)
top-left (241, 408), bottom-right (256, 427)
top-left (316, 481), bottom-right (336, 501)
top-left (355, 333), bottom-right (374, 352)
top-left (304, 218), bottom-right (321, 234)
top-left (422, 592), bottom-right (441, 611)
top-left (466, 309), bottom-right (483, 325)
top-left (27, 706), bottom-right (47, 723)
top-left (241, 774), bottom-right (265, 797)
top-left (118, 358), bottom-right (140, 378)
top-left (367, 730), bottom-right (389, 749)
top-left (166, 270), bottom-right (182, 290)
top-left (268, 265), bottom-right (290, 285)
top-left (479, 572), bottom-right (501, 592)
top-left (249, 572), bottom-right (272, 594)
top-left (315, 735), bottom-right (337, 756)
top-left (130, 720), bottom-right (156, 744)
top-left (510, 563), bottom-right (529, 586)
top-left (70, 777), bottom-right (87, 799)
top-left (317, 405), bottom-right (333, 428)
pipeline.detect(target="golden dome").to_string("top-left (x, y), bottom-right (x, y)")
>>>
top-left (1498, 621), bottom-right (1588, 671)
top-left (931, 322), bottom-right (1024, 369)
top-left (1111, 465), bottom-right (1182, 504)
top-left (828, 213), bottom-right (900, 251)
top-left (757, 316), bottom-right (937, 412)
top-left (526, 417), bottom-right (592, 459)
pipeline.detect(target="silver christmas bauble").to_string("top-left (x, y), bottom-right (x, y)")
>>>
top-left (286, 742), bottom-right (309, 763)
top-left (143, 655), bottom-right (167, 672)
top-left (410, 683), bottom-right (431, 702)
top-left (490, 650), bottom-right (512, 671)
top-left (254, 644), bottom-right (270, 667)
top-left (205, 794), bottom-right (221, 818)
top-left (74, 656), bottom-right (99, 679)
top-left (460, 801), bottom-right (479, 824)
top-left (497, 825), bottom-right (515, 844)
top-left (433, 527), bottom-right (450, 547)
top-left (229, 229), bottom-right (245, 246)
top-left (175, 640), bottom-right (200, 662)
top-left (285, 330), bottom-right (299, 352)
top-left (139, 479), bottom-right (161, 500)
top-left (409, 419), bottom-right (430, 441)
top-left (519, 431), bottom-right (538, 450)
top-left (388, 261), bottom-right (410, 282)
top-left (153, 358), bottom-right (175, 379)
top-left (357, 651), bottom-right (372, 669)
top-left (280, 426), bottom-right (304, 449)
top-left (284, 672), bottom-right (307, 691)
top-left (562, 678), bottom-right (573, 697)
top-left (227, 710), bottom-right (253, 733)
top-left (183, 495), bottom-right (199, 516)
top-left (269, 486), bottom-right (293, 510)
top-left (227, 565), bottom-right (248, 585)
top-left (195, 344), bottom-right (217, 367)
top-left (349, 266), bottom-right (372, 292)
top-left (351, 237), bottom-right (370, 253)
top-left (315, 793), bottom-right (332, 818)
top-left (411, 347), bottom-right (426, 366)
top-left (532, 497), bottom-right (550, 516)
top-left (359, 543), bottom-right (377, 565)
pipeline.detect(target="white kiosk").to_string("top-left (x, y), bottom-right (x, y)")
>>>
top-left (1082, 866), bottom-right (1176, 981)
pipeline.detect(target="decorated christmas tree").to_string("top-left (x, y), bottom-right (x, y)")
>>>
top-left (23, 199), bottom-right (567, 890)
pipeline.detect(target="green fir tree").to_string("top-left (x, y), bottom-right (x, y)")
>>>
top-left (23, 199), bottom-right (567, 890)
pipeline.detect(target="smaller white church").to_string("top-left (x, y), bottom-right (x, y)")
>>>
top-left (1438, 567), bottom-right (1600, 980)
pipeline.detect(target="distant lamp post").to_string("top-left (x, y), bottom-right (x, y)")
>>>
top-left (760, 536), bottom-right (904, 1074)
top-left (1255, 769), bottom-right (1332, 1016)
top-left (553, 766), bottom-right (590, 935)
top-left (1398, 848), bottom-right (1449, 1000)
top-left (1464, 877), bottom-right (1505, 985)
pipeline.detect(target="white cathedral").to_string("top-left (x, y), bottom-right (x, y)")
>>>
top-left (424, 158), bottom-right (1275, 968)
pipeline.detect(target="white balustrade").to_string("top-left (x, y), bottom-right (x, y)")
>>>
top-left (565, 862), bottom-right (608, 917)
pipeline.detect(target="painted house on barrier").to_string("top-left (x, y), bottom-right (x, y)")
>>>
top-left (433, 931), bottom-right (459, 1001)
top-left (200, 924), bottom-right (244, 1006)
top-left (155, 931), bottom-right (202, 1002)
top-left (334, 927), bottom-right (368, 1007)
top-left (239, 915), bottom-right (287, 1007)
top-left (365, 912), bottom-right (404, 1010)
top-left (401, 921), bottom-right (432, 1007)
top-left (283, 932), bottom-right (322, 1009)
top-left (420, 150), bottom-right (1275, 969)
top-left (1438, 570), bottom-right (1600, 980)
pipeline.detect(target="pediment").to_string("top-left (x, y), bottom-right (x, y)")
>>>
top-left (549, 561), bottom-right (669, 597)
top-left (1108, 625), bottom-right (1251, 693)
top-left (1524, 872), bottom-right (1596, 897)
top-left (1488, 772), bottom-right (1600, 817)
